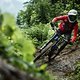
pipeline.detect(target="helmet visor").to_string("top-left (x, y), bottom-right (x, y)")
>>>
top-left (69, 15), bottom-right (77, 22)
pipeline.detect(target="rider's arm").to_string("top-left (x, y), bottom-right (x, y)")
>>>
top-left (71, 23), bottom-right (78, 43)
top-left (52, 15), bottom-right (67, 22)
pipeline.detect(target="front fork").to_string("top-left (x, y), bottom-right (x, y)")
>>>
top-left (48, 35), bottom-right (64, 62)
top-left (40, 33), bottom-right (59, 52)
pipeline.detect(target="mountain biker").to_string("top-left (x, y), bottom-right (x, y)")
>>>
top-left (49, 9), bottom-right (78, 61)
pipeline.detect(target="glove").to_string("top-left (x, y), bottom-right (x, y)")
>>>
top-left (50, 22), bottom-right (55, 30)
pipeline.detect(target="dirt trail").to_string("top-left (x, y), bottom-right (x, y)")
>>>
top-left (46, 45), bottom-right (80, 79)
top-left (35, 45), bottom-right (80, 79)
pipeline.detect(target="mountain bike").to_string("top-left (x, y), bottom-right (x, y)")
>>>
top-left (34, 26), bottom-right (68, 62)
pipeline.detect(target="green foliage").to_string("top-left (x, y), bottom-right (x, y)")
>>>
top-left (0, 11), bottom-right (3, 27)
top-left (17, 0), bottom-right (80, 28)
top-left (26, 23), bottom-right (50, 47)
top-left (33, 0), bottom-right (51, 24)
top-left (17, 4), bottom-right (33, 27)
top-left (0, 13), bottom-right (35, 62)
top-left (17, 10), bottom-right (25, 26)
top-left (50, 1), bottom-right (64, 18)
top-left (0, 12), bottom-right (54, 80)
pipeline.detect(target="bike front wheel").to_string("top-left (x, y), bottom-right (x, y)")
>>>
top-left (34, 42), bottom-right (53, 62)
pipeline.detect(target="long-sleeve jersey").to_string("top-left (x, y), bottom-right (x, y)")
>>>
top-left (52, 15), bottom-right (78, 42)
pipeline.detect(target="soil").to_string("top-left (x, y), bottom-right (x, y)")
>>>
top-left (35, 44), bottom-right (80, 80)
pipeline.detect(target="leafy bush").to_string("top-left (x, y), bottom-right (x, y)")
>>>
top-left (26, 23), bottom-right (50, 47)
top-left (0, 13), bottom-right (54, 80)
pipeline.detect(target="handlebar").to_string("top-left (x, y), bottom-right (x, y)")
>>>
top-left (50, 22), bottom-right (57, 32)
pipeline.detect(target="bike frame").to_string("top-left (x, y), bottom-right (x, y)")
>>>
top-left (34, 25), bottom-right (68, 62)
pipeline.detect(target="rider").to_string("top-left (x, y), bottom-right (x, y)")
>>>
top-left (49, 9), bottom-right (78, 61)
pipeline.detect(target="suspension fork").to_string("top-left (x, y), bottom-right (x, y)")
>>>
top-left (48, 38), bottom-right (60, 62)
top-left (40, 33), bottom-right (57, 52)
top-left (51, 38), bottom-right (60, 50)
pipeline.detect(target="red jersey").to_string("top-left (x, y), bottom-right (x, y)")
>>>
top-left (52, 15), bottom-right (78, 42)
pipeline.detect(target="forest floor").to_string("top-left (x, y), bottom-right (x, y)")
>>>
top-left (35, 44), bottom-right (80, 80)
